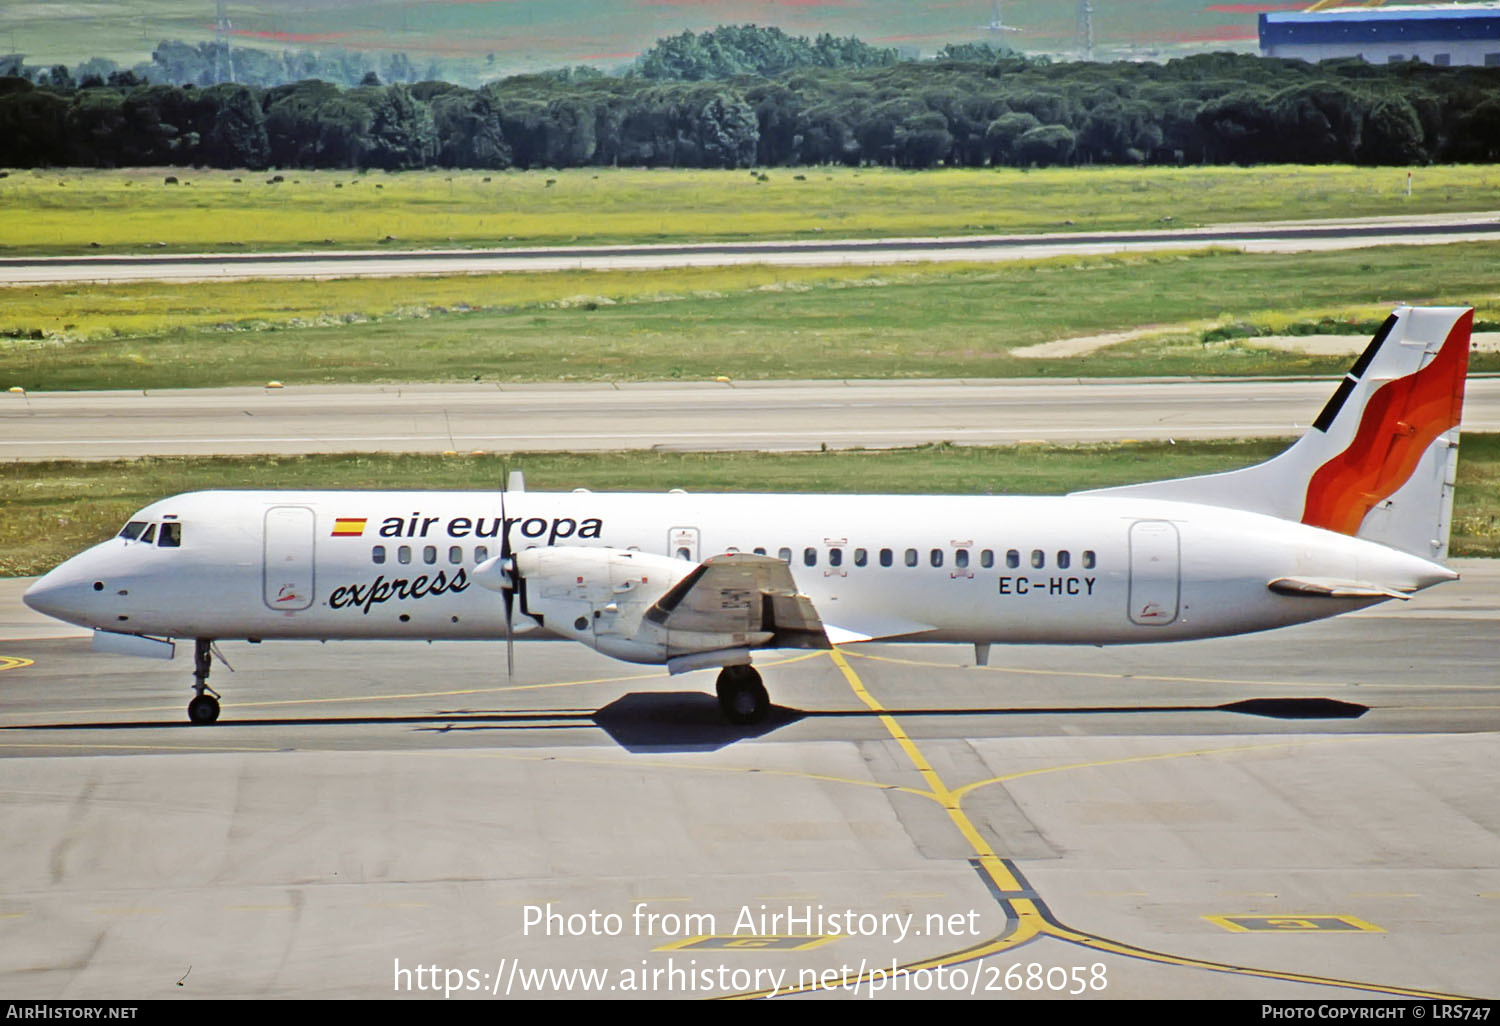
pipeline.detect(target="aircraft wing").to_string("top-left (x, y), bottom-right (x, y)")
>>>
top-left (645, 553), bottom-right (831, 649)
top-left (644, 553), bottom-right (940, 647)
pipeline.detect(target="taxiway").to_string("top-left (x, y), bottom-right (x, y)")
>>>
top-left (0, 568), bottom-right (1495, 999)
top-left (7, 376), bottom-right (1500, 460)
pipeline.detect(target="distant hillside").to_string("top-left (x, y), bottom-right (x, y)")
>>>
top-left (0, 0), bottom-right (1370, 74)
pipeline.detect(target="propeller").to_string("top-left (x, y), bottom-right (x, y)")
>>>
top-left (474, 468), bottom-right (526, 677)
top-left (472, 474), bottom-right (518, 675)
top-left (500, 476), bottom-right (514, 678)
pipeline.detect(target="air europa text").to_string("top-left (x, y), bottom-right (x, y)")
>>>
top-left (377, 515), bottom-right (603, 545)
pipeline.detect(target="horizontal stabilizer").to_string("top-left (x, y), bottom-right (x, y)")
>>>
top-left (1267, 577), bottom-right (1411, 601)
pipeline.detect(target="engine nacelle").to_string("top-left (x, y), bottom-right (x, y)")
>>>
top-left (512, 547), bottom-right (776, 665)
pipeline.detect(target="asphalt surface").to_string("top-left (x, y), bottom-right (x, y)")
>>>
top-left (4, 212), bottom-right (1499, 284)
top-left (0, 566), bottom-right (1495, 999)
top-left (7, 376), bottom-right (1500, 459)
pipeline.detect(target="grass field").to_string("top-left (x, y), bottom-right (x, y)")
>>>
top-left (0, 166), bottom-right (1493, 257)
top-left (5, 434), bottom-right (1497, 577)
top-left (5, 244), bottom-right (1499, 390)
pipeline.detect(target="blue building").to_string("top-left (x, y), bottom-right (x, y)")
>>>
top-left (1259, 4), bottom-right (1500, 66)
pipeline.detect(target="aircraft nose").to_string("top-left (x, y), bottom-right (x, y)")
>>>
top-left (23, 563), bottom-right (98, 626)
top-left (23, 571), bottom-right (70, 620)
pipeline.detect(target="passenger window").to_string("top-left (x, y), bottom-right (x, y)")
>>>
top-left (803, 547), bottom-right (817, 567)
top-left (158, 522), bottom-right (182, 548)
top-left (853, 548), bottom-right (867, 567)
top-left (930, 549), bottom-right (944, 568)
top-left (449, 546), bottom-right (463, 565)
top-left (753, 547), bottom-right (767, 555)
top-left (778, 547), bottom-right (792, 564)
top-left (398, 545), bottom-right (412, 565)
top-left (119, 521), bottom-right (147, 540)
top-left (141, 524), bottom-right (157, 544)
top-left (1057, 550), bottom-right (1070, 570)
top-left (1083, 550), bottom-right (1096, 569)
top-left (475, 545), bottom-right (490, 564)
top-left (955, 549), bottom-right (969, 569)
top-left (980, 549), bottom-right (994, 569)
top-left (1031, 549), bottom-right (1045, 569)
top-left (373, 545), bottom-right (387, 565)
top-left (423, 545), bottom-right (437, 565)
top-left (829, 547), bottom-right (843, 567)
top-left (1006, 549), bottom-right (1020, 569)
top-left (879, 548), bottom-right (893, 568)
top-left (905, 548), bottom-right (918, 568)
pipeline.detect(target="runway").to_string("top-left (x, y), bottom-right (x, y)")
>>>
top-left (4, 212), bottom-right (1498, 285)
top-left (8, 376), bottom-right (1500, 460)
top-left (0, 567), bottom-right (1495, 999)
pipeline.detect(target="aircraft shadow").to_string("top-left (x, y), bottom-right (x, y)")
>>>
top-left (797, 697), bottom-right (1370, 721)
top-left (0, 695), bottom-right (1366, 754)
top-left (593, 692), bottom-right (801, 751)
top-left (591, 693), bottom-right (1368, 751)
top-left (1, 710), bottom-right (599, 730)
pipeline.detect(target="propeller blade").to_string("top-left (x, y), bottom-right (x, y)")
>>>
top-left (501, 475), bottom-right (514, 679)
top-left (505, 603), bottom-right (514, 679)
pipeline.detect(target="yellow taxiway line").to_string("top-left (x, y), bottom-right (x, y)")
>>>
top-left (729, 650), bottom-right (1473, 1001)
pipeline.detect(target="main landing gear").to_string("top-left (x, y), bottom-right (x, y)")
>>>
top-left (716, 664), bottom-right (769, 725)
top-left (187, 638), bottom-right (221, 725)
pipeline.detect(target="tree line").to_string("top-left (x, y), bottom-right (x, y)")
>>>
top-left (3, 47), bottom-right (1499, 171)
top-left (0, 24), bottom-right (904, 92)
top-left (2, 43), bottom-right (454, 92)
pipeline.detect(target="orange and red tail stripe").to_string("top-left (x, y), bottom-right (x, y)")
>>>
top-left (1301, 309), bottom-right (1471, 536)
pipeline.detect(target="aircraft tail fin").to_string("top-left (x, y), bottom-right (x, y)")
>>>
top-left (1079, 306), bottom-right (1473, 562)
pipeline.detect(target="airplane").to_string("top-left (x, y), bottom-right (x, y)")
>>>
top-left (22, 305), bottom-right (1473, 727)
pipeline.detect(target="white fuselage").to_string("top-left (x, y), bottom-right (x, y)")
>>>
top-left (24, 489), bottom-right (1456, 651)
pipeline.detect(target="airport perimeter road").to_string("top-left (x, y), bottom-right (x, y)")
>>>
top-left (6, 376), bottom-right (1500, 460)
top-left (2, 212), bottom-right (1498, 284)
top-left (0, 566), bottom-right (1496, 999)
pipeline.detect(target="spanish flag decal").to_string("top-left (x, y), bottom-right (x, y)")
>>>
top-left (331, 517), bottom-right (368, 537)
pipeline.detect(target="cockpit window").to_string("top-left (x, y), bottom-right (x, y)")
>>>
top-left (158, 522), bottom-right (182, 548)
top-left (140, 523), bottom-right (157, 544)
top-left (119, 521), bottom-right (147, 540)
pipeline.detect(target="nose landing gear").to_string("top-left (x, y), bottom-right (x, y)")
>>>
top-left (187, 638), bottom-right (221, 724)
